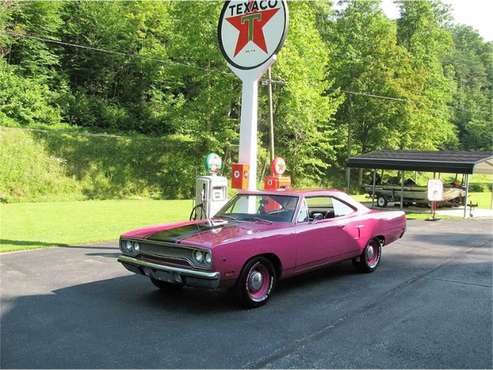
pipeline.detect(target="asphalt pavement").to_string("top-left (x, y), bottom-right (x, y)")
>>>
top-left (1, 219), bottom-right (492, 368)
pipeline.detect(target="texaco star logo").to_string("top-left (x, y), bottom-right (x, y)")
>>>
top-left (218, 0), bottom-right (288, 70)
top-left (226, 4), bottom-right (279, 56)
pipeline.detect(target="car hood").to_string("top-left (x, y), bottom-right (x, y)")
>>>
top-left (121, 220), bottom-right (285, 248)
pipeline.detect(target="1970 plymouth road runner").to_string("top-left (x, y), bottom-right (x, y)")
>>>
top-left (118, 189), bottom-right (406, 308)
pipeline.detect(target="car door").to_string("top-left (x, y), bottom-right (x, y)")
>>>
top-left (294, 196), bottom-right (360, 272)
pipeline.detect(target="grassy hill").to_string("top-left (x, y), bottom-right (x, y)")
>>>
top-left (0, 127), bottom-right (203, 202)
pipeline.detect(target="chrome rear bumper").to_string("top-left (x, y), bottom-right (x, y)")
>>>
top-left (117, 255), bottom-right (220, 289)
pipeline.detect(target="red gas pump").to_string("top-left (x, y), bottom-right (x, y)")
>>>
top-left (231, 163), bottom-right (249, 190)
top-left (264, 157), bottom-right (291, 191)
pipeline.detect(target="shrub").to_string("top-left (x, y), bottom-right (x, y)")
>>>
top-left (0, 61), bottom-right (62, 127)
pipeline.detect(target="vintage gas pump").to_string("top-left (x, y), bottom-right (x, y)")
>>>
top-left (264, 157), bottom-right (291, 190)
top-left (193, 153), bottom-right (228, 220)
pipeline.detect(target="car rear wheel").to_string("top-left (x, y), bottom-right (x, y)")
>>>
top-left (235, 257), bottom-right (276, 309)
top-left (352, 239), bottom-right (382, 273)
top-left (150, 277), bottom-right (184, 291)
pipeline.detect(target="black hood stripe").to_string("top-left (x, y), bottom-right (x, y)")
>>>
top-left (147, 223), bottom-right (231, 243)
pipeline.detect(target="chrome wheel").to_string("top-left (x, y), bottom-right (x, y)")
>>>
top-left (353, 239), bottom-right (382, 273)
top-left (365, 241), bottom-right (381, 268)
top-left (236, 256), bottom-right (277, 308)
top-left (246, 262), bottom-right (272, 303)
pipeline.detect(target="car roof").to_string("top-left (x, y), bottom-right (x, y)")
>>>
top-left (238, 188), bottom-right (368, 212)
top-left (239, 188), bottom-right (346, 197)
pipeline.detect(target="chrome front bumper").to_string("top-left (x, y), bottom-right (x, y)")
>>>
top-left (117, 255), bottom-right (221, 289)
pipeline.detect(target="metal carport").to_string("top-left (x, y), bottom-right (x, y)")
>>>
top-left (347, 150), bottom-right (493, 217)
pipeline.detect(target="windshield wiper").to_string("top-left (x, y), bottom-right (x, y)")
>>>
top-left (243, 216), bottom-right (273, 224)
top-left (214, 215), bottom-right (238, 222)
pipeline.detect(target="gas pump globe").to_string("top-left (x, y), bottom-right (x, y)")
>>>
top-left (194, 153), bottom-right (228, 220)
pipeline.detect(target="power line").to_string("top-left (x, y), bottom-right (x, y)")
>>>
top-left (4, 31), bottom-right (232, 76)
top-left (341, 90), bottom-right (408, 102)
top-left (5, 31), bottom-right (410, 102)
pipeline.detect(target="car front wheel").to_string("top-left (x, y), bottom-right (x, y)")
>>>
top-left (353, 239), bottom-right (382, 273)
top-left (235, 256), bottom-right (276, 309)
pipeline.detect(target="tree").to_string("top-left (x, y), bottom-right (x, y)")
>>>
top-left (268, 1), bottom-right (342, 184)
top-left (6, 1), bottom-right (63, 82)
top-left (161, 1), bottom-right (239, 153)
top-left (159, 1), bottom-right (341, 185)
top-left (395, 0), bottom-right (457, 150)
top-left (324, 0), bottom-right (412, 164)
top-left (445, 25), bottom-right (492, 150)
top-left (0, 59), bottom-right (62, 126)
top-left (1, 1), bottom-right (63, 127)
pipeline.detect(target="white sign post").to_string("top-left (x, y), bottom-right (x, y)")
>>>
top-left (218, 0), bottom-right (288, 191)
top-left (427, 179), bottom-right (443, 221)
top-left (427, 179), bottom-right (444, 202)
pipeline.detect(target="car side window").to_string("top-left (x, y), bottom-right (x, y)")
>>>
top-left (331, 197), bottom-right (355, 217)
top-left (305, 196), bottom-right (355, 220)
top-left (305, 196), bottom-right (334, 220)
top-left (296, 200), bottom-right (309, 223)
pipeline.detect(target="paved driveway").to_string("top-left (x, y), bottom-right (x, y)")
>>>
top-left (1, 220), bottom-right (492, 368)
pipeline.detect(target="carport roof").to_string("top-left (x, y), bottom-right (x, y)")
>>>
top-left (347, 150), bottom-right (493, 174)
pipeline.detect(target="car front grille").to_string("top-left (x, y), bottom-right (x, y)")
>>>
top-left (137, 241), bottom-right (195, 268)
top-left (138, 254), bottom-right (192, 268)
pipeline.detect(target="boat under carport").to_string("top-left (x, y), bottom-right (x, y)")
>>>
top-left (347, 150), bottom-right (493, 217)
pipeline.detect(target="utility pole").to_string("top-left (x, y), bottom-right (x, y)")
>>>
top-left (261, 68), bottom-right (285, 162)
top-left (346, 94), bottom-right (352, 192)
top-left (267, 67), bottom-right (275, 162)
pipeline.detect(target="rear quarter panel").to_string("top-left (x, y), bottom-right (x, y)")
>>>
top-left (361, 210), bottom-right (406, 247)
top-left (332, 210), bottom-right (406, 257)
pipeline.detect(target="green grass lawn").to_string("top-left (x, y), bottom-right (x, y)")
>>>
top-left (0, 199), bottom-right (192, 253)
top-left (468, 191), bottom-right (493, 208)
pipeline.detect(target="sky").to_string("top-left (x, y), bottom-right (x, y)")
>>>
top-left (381, 0), bottom-right (493, 41)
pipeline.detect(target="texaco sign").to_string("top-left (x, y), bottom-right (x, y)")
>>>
top-left (218, 0), bottom-right (289, 70)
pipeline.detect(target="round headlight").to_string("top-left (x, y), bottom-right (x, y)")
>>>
top-left (193, 250), bottom-right (204, 263)
top-left (125, 240), bottom-right (133, 253)
top-left (205, 252), bottom-right (212, 265)
top-left (133, 242), bottom-right (140, 253)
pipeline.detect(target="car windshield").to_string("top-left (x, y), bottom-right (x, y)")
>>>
top-left (216, 194), bottom-right (299, 223)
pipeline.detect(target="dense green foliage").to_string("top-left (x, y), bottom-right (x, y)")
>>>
top-left (326, 0), bottom-right (413, 161)
top-left (0, 0), bottom-right (491, 201)
top-left (446, 25), bottom-right (493, 151)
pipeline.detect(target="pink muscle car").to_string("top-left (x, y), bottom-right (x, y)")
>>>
top-left (118, 189), bottom-right (406, 308)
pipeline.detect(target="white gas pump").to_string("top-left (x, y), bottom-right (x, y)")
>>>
top-left (195, 175), bottom-right (228, 219)
top-left (193, 153), bottom-right (228, 220)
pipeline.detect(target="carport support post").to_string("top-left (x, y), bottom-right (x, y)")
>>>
top-left (400, 171), bottom-right (404, 210)
top-left (346, 167), bottom-right (351, 193)
top-left (371, 169), bottom-right (376, 207)
top-left (491, 183), bottom-right (493, 209)
top-left (463, 174), bottom-right (469, 218)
